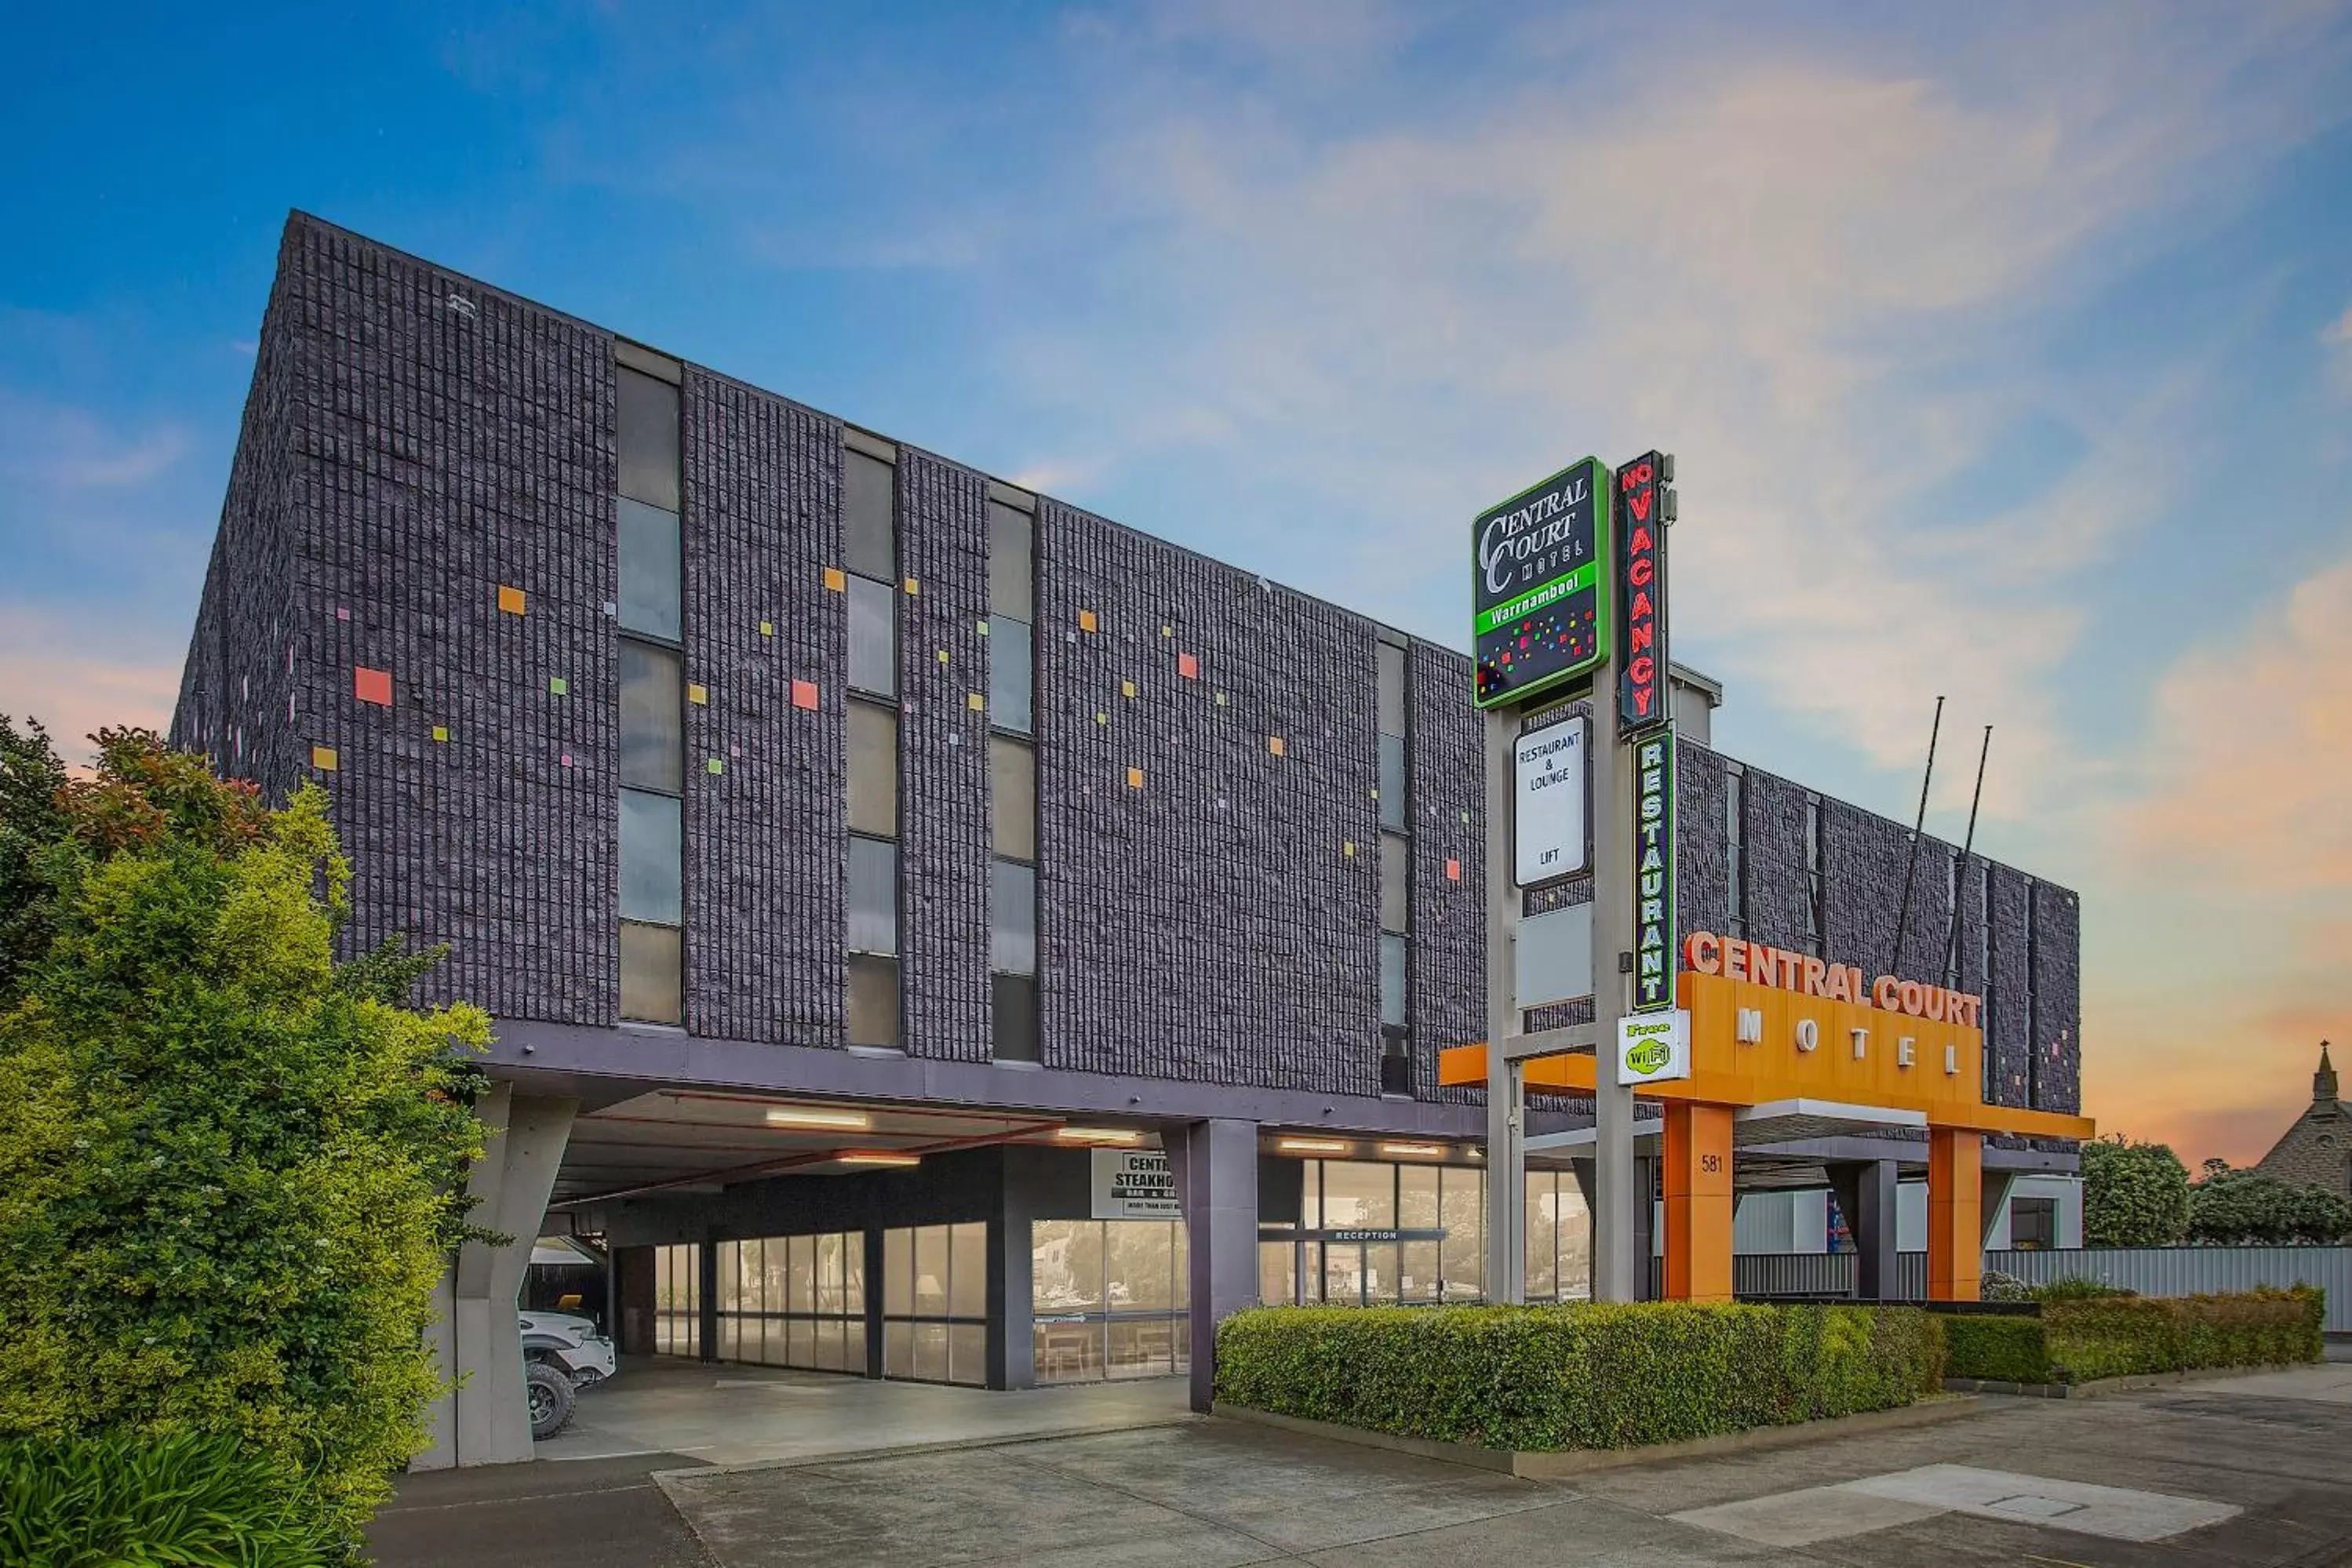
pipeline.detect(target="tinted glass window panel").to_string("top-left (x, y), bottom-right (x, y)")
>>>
top-left (913, 1226), bottom-right (949, 1315)
top-left (847, 835), bottom-right (898, 955)
top-left (1380, 933), bottom-right (1407, 1027)
top-left (619, 640), bottom-right (683, 793)
top-left (989, 736), bottom-right (1036, 861)
top-left (991, 859), bottom-right (1036, 975)
top-left (989, 617), bottom-right (1032, 735)
top-left (843, 450), bottom-right (896, 581)
top-left (619, 789), bottom-right (683, 925)
top-left (848, 954), bottom-right (899, 1048)
top-left (1321, 1161), bottom-right (1395, 1229)
top-left (991, 972), bottom-right (1039, 1061)
top-left (619, 920), bottom-right (683, 1024)
top-left (617, 497), bottom-right (683, 641)
top-left (987, 500), bottom-right (1033, 620)
top-left (948, 1223), bottom-right (987, 1319)
top-left (1378, 733), bottom-right (1406, 830)
top-left (617, 367), bottom-right (679, 511)
top-left (1380, 834), bottom-right (1407, 934)
top-left (848, 575), bottom-right (897, 697)
top-left (848, 700), bottom-right (899, 838)
top-left (1377, 642), bottom-right (1407, 736)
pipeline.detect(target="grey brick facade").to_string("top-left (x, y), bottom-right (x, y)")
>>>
top-left (171, 213), bottom-right (2082, 1120)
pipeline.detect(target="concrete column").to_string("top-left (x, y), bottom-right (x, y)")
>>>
top-left (1928, 1130), bottom-right (1983, 1303)
top-left (1170, 1118), bottom-right (1258, 1414)
top-left (413, 1084), bottom-right (577, 1471)
top-left (1482, 710), bottom-right (1525, 1305)
top-left (1855, 1161), bottom-right (1900, 1301)
top-left (992, 1199), bottom-right (1036, 1391)
top-left (1662, 1103), bottom-right (1733, 1303)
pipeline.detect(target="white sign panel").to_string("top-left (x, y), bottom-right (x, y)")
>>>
top-left (1515, 715), bottom-right (1589, 886)
top-left (1091, 1150), bottom-right (1181, 1219)
top-left (1514, 903), bottom-right (1593, 1010)
top-left (1615, 1010), bottom-right (1692, 1086)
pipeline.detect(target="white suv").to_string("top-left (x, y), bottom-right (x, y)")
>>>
top-left (519, 1310), bottom-right (617, 1386)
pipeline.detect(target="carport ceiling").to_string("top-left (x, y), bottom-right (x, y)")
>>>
top-left (549, 1090), bottom-right (1152, 1205)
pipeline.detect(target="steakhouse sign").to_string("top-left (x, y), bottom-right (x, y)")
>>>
top-left (1473, 456), bottom-right (1611, 709)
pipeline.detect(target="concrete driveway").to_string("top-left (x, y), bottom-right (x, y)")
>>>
top-left (653, 1362), bottom-right (2352, 1567)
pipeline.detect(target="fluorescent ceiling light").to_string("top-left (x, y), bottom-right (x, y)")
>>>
top-left (1276, 1138), bottom-right (1349, 1154)
top-left (836, 1151), bottom-right (921, 1167)
top-left (1054, 1127), bottom-right (1143, 1144)
top-left (1380, 1142), bottom-right (1446, 1158)
top-left (764, 1107), bottom-right (871, 1130)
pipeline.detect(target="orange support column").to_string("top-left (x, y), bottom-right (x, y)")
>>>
top-left (1927, 1129), bottom-right (1983, 1302)
top-left (1662, 1102), bottom-right (1734, 1303)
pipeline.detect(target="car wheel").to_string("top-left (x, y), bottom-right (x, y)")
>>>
top-left (526, 1359), bottom-right (576, 1441)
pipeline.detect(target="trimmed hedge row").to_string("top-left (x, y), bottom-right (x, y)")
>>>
top-left (1213, 1301), bottom-right (1943, 1453)
top-left (1942, 1286), bottom-right (2323, 1385)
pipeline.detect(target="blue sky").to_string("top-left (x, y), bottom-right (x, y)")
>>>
top-left (5, 1), bottom-right (2350, 1163)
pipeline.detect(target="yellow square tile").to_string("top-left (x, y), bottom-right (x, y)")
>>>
top-left (1160, 624), bottom-right (1172, 638)
top-left (823, 566), bottom-right (847, 592)
top-left (431, 726), bottom-right (449, 743)
top-left (1127, 766), bottom-right (1144, 789)
top-left (1343, 841), bottom-right (1356, 857)
top-left (1095, 711), bottom-right (1109, 725)
top-left (967, 693), bottom-right (985, 711)
top-left (1121, 680), bottom-right (1137, 699)
top-left (976, 620), bottom-right (990, 636)
top-left (1215, 691), bottom-right (1228, 707)
top-left (937, 649), bottom-right (949, 664)
top-left (311, 745), bottom-right (337, 772)
top-left (688, 683), bottom-right (708, 705)
top-left (903, 577), bottom-right (920, 595)
top-left (759, 620), bottom-right (774, 637)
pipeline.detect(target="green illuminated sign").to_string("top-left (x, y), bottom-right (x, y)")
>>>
top-left (1472, 457), bottom-right (1612, 709)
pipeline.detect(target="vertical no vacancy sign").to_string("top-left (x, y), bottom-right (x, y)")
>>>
top-left (1630, 726), bottom-right (1677, 1012)
top-left (1615, 453), bottom-right (1669, 735)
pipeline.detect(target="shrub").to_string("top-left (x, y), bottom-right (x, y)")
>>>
top-left (1941, 1286), bottom-right (2323, 1385)
top-left (0, 1430), bottom-right (344, 1566)
top-left (1939, 1315), bottom-right (2052, 1384)
top-left (2081, 1136), bottom-right (2190, 1246)
top-left (0, 728), bottom-right (490, 1550)
top-left (2031, 1276), bottom-right (2136, 1301)
top-left (1213, 1301), bottom-right (1942, 1452)
top-left (2188, 1169), bottom-right (2352, 1245)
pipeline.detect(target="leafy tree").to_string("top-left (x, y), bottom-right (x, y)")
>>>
top-left (2080, 1136), bottom-right (2191, 1247)
top-left (0, 727), bottom-right (490, 1554)
top-left (2188, 1169), bottom-right (2352, 1246)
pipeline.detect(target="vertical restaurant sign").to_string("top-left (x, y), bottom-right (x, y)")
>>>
top-left (1615, 452), bottom-right (1669, 735)
top-left (1630, 724), bottom-right (1677, 1012)
top-left (1473, 457), bottom-right (1611, 709)
top-left (1090, 1149), bottom-right (1181, 1219)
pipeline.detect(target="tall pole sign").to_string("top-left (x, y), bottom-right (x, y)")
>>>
top-left (1615, 451), bottom-right (1672, 736)
top-left (1629, 726), bottom-right (1677, 1013)
top-left (1473, 457), bottom-right (1611, 711)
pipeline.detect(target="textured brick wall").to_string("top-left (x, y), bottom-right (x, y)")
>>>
top-left (175, 214), bottom-right (2082, 1114)
top-left (1034, 498), bottom-right (1384, 1093)
top-left (679, 371), bottom-right (845, 1044)
top-left (894, 448), bottom-right (993, 1062)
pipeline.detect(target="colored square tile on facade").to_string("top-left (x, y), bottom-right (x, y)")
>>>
top-left (432, 726), bottom-right (450, 743)
top-left (688, 683), bottom-right (708, 704)
top-left (1268, 735), bottom-right (1285, 756)
top-left (310, 745), bottom-right (337, 772)
top-left (1121, 680), bottom-right (1137, 699)
top-left (1078, 609), bottom-right (1098, 632)
top-left (792, 679), bottom-right (818, 711)
top-left (1178, 652), bottom-right (1200, 679)
top-left (1127, 767), bottom-right (1144, 789)
top-left (1447, 859), bottom-right (1462, 881)
top-left (823, 566), bottom-right (847, 592)
top-left (355, 666), bottom-right (392, 707)
top-left (967, 693), bottom-right (985, 711)
top-left (497, 584), bottom-right (526, 614)
top-left (548, 677), bottom-right (568, 696)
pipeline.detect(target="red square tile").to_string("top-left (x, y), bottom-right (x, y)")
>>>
top-left (1446, 859), bottom-right (1462, 882)
top-left (1178, 651), bottom-right (1200, 679)
top-left (354, 666), bottom-right (392, 708)
top-left (792, 679), bottom-right (819, 711)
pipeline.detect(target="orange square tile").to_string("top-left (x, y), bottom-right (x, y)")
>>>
top-left (1178, 651), bottom-right (1200, 679)
top-left (1126, 766), bottom-right (1144, 789)
top-left (354, 666), bottom-right (392, 708)
top-left (1079, 609), bottom-right (1098, 633)
top-left (497, 584), bottom-right (526, 615)
top-left (792, 679), bottom-right (819, 711)
top-left (823, 566), bottom-right (847, 592)
top-left (1267, 735), bottom-right (1285, 756)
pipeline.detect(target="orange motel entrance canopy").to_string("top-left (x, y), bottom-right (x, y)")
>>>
top-left (1440, 932), bottom-right (2095, 1302)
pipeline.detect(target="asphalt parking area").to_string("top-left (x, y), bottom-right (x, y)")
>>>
top-left (650, 1363), bottom-right (2352, 1568)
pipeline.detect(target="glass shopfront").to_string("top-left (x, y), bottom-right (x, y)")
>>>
top-left (653, 1242), bottom-right (701, 1355)
top-left (1258, 1159), bottom-right (1589, 1305)
top-left (709, 1233), bottom-right (867, 1373)
top-left (882, 1223), bottom-right (989, 1386)
top-left (1030, 1219), bottom-right (1189, 1383)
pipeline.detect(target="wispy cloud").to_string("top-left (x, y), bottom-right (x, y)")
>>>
top-left (0, 607), bottom-right (181, 764)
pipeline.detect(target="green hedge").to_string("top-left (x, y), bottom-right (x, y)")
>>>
top-left (1213, 1301), bottom-right (1943, 1453)
top-left (1942, 1286), bottom-right (2323, 1385)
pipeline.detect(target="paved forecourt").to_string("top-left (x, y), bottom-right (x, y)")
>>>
top-left (654, 1361), bottom-right (2352, 1567)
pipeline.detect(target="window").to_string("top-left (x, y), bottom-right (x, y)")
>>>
top-left (1379, 934), bottom-right (1407, 1030)
top-left (2008, 1196), bottom-right (2056, 1251)
top-left (1032, 1219), bottom-right (1189, 1384)
top-left (847, 700), bottom-right (898, 838)
top-left (706, 1233), bottom-right (868, 1374)
top-left (1376, 642), bottom-right (1407, 831)
top-left (619, 641), bottom-right (683, 793)
top-left (847, 836), bottom-right (899, 1049)
top-left (991, 860), bottom-right (1036, 977)
top-left (848, 955), bottom-right (899, 1050)
top-left (1379, 834), bottom-right (1407, 935)
top-left (1524, 1169), bottom-right (1593, 1303)
top-left (617, 356), bottom-right (683, 1024)
top-left (987, 500), bottom-right (1033, 620)
top-left (1724, 765), bottom-right (1747, 939)
top-left (847, 576), bottom-right (897, 697)
top-left (652, 1242), bottom-right (701, 1357)
top-left (1272, 1160), bottom-right (1480, 1307)
top-left (617, 369), bottom-right (680, 511)
top-left (1375, 638), bottom-right (1412, 1092)
top-left (843, 450), bottom-right (896, 581)
top-left (883, 1223), bottom-right (988, 1386)
top-left (988, 617), bottom-right (1033, 735)
top-left (989, 736), bottom-right (1036, 861)
top-left (1803, 794), bottom-right (1825, 956)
